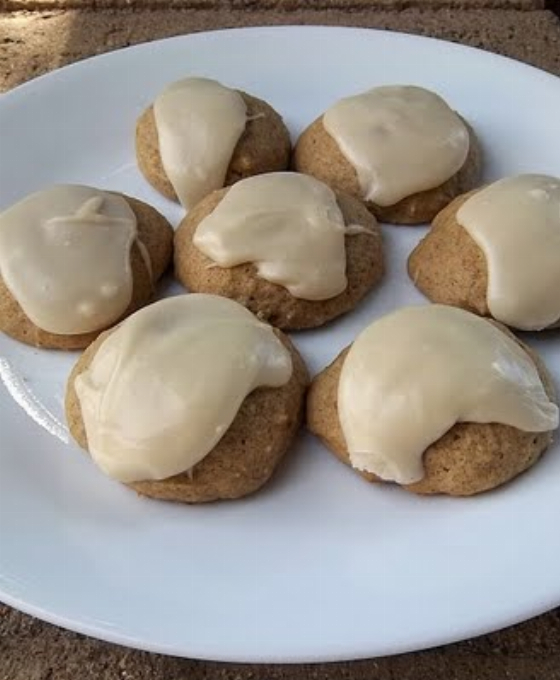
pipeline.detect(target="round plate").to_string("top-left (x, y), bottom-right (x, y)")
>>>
top-left (1, 26), bottom-right (559, 663)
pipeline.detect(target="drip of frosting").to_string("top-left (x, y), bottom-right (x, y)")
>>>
top-left (0, 185), bottom-right (141, 335)
top-left (457, 174), bottom-right (560, 330)
top-left (75, 294), bottom-right (293, 482)
top-left (194, 172), bottom-right (364, 300)
top-left (323, 85), bottom-right (469, 206)
top-left (338, 305), bottom-right (558, 484)
top-left (153, 77), bottom-right (247, 208)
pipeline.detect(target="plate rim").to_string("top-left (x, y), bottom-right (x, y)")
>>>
top-left (1, 583), bottom-right (559, 662)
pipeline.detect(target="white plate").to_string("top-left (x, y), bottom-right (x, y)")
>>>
top-left (1, 26), bottom-right (560, 663)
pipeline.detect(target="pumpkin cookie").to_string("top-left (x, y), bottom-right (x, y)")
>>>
top-left (307, 305), bottom-right (558, 496)
top-left (293, 85), bottom-right (482, 224)
top-left (0, 185), bottom-right (173, 350)
top-left (174, 172), bottom-right (384, 330)
top-left (409, 174), bottom-right (560, 331)
top-left (136, 77), bottom-right (291, 209)
top-left (66, 294), bottom-right (308, 503)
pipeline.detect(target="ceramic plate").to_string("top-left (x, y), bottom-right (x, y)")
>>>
top-left (1, 27), bottom-right (560, 662)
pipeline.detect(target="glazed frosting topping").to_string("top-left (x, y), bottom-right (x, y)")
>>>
top-left (456, 174), bottom-right (560, 330)
top-left (322, 85), bottom-right (469, 207)
top-left (0, 185), bottom-right (139, 335)
top-left (74, 294), bottom-right (293, 483)
top-left (153, 77), bottom-right (247, 208)
top-left (338, 305), bottom-right (558, 485)
top-left (194, 172), bottom-right (363, 300)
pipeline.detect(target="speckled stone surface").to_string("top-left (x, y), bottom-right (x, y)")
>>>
top-left (0, 1), bottom-right (549, 9)
top-left (1, 3), bottom-right (560, 679)
top-left (2, 7), bottom-right (560, 91)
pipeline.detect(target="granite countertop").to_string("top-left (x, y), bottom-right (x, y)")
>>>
top-left (1, 2), bottom-right (560, 678)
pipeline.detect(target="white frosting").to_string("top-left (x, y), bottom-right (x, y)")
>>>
top-left (323, 85), bottom-right (469, 206)
top-left (338, 305), bottom-right (558, 485)
top-left (457, 174), bottom-right (560, 330)
top-left (75, 295), bottom-right (293, 483)
top-left (0, 185), bottom-right (139, 335)
top-left (153, 77), bottom-right (247, 208)
top-left (194, 172), bottom-right (362, 300)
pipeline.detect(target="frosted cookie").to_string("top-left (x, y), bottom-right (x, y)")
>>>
top-left (307, 305), bottom-right (558, 496)
top-left (0, 185), bottom-right (173, 350)
top-left (293, 85), bottom-right (482, 224)
top-left (174, 172), bottom-right (383, 330)
top-left (135, 77), bottom-right (291, 209)
top-left (65, 294), bottom-right (308, 503)
top-left (408, 175), bottom-right (560, 331)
